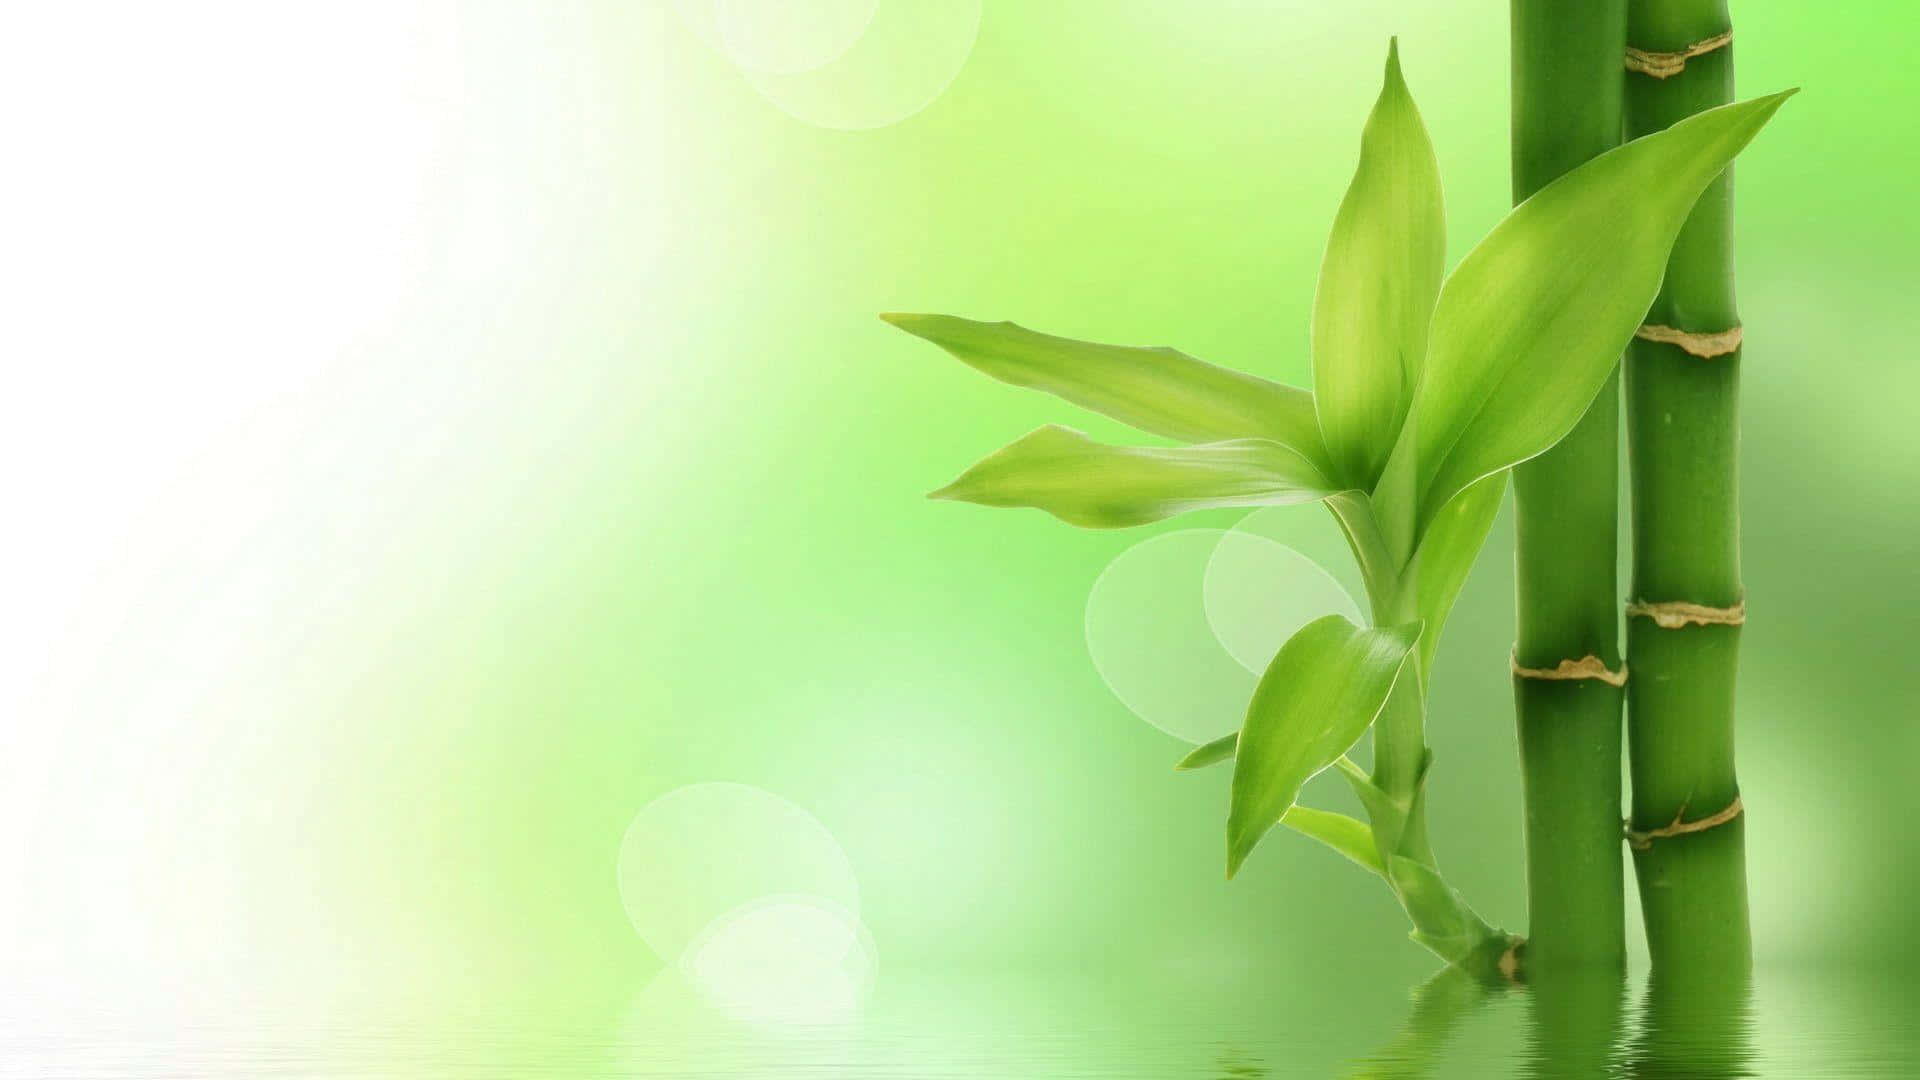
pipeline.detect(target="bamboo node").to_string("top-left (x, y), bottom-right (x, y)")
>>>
top-left (1634, 323), bottom-right (1743, 358)
top-left (1625, 796), bottom-right (1744, 851)
top-left (1510, 652), bottom-right (1628, 687)
top-left (1625, 31), bottom-right (1733, 79)
top-left (1498, 937), bottom-right (1525, 984)
top-left (1625, 596), bottom-right (1746, 629)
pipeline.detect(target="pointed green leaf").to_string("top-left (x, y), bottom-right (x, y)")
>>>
top-left (1383, 91), bottom-right (1795, 536)
top-left (1174, 733), bottom-right (1238, 771)
top-left (881, 314), bottom-right (1330, 469)
top-left (1174, 737), bottom-right (1384, 876)
top-left (1407, 474), bottom-right (1505, 671)
top-left (1312, 39), bottom-right (1444, 490)
top-left (1226, 615), bottom-right (1421, 878)
top-left (1280, 805), bottom-right (1385, 877)
top-left (933, 425), bottom-right (1334, 529)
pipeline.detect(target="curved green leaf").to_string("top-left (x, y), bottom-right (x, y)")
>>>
top-left (1226, 615), bottom-right (1421, 878)
top-left (1174, 733), bottom-right (1238, 771)
top-left (1407, 474), bottom-right (1506, 671)
top-left (1383, 91), bottom-right (1794, 538)
top-left (881, 314), bottom-right (1330, 469)
top-left (1281, 805), bottom-right (1385, 877)
top-left (932, 425), bottom-right (1333, 529)
top-left (1312, 39), bottom-right (1444, 490)
top-left (1175, 736), bottom-right (1384, 876)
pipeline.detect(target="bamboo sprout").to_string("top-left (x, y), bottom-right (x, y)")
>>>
top-left (1623, 0), bottom-right (1753, 975)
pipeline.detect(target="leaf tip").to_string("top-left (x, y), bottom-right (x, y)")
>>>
top-left (1383, 37), bottom-right (1405, 84)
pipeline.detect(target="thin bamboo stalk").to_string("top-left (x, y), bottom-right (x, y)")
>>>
top-left (1624, 0), bottom-right (1752, 974)
top-left (1508, 0), bottom-right (1630, 976)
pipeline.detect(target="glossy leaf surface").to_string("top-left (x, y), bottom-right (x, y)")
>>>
top-left (1382, 91), bottom-right (1794, 538)
top-left (1227, 615), bottom-right (1420, 877)
top-left (1312, 40), bottom-right (1445, 490)
top-left (932, 425), bottom-right (1333, 529)
top-left (882, 314), bottom-right (1329, 468)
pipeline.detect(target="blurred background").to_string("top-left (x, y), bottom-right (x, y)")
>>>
top-left (2, 1), bottom-right (1916, 1074)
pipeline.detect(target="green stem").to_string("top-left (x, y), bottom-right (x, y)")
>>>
top-left (1363, 582), bottom-right (1510, 976)
top-left (1624, 0), bottom-right (1753, 975)
top-left (1508, 0), bottom-right (1630, 976)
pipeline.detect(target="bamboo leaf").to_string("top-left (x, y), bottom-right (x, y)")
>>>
top-left (1281, 805), bottom-right (1385, 877)
top-left (1226, 615), bottom-right (1421, 878)
top-left (1384, 91), bottom-right (1795, 537)
top-left (1174, 735), bottom-right (1385, 876)
top-left (1407, 474), bottom-right (1506, 671)
top-left (1312, 39), bottom-right (1444, 491)
top-left (1174, 733), bottom-right (1238, 771)
top-left (933, 425), bottom-right (1334, 529)
top-left (881, 314), bottom-right (1330, 469)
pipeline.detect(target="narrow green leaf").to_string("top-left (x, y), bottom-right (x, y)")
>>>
top-left (933, 425), bottom-right (1334, 529)
top-left (1226, 615), bottom-right (1421, 878)
top-left (1407, 474), bottom-right (1506, 671)
top-left (1312, 39), bottom-right (1444, 490)
top-left (1383, 91), bottom-right (1795, 538)
top-left (1281, 805), bottom-right (1385, 877)
top-left (1171, 735), bottom-right (1384, 876)
top-left (1174, 733), bottom-right (1237, 771)
top-left (881, 314), bottom-right (1330, 469)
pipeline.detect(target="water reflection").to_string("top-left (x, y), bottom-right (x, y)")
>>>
top-left (1348, 966), bottom-right (1497, 1079)
top-left (1523, 969), bottom-right (1626, 1078)
top-left (1, 964), bottom-right (1910, 1076)
top-left (1350, 961), bottom-right (1761, 1080)
top-left (1629, 964), bottom-right (1756, 1079)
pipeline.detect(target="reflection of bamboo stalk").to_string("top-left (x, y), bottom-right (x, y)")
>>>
top-left (1623, 0), bottom-right (1753, 976)
top-left (1344, 965), bottom-right (1497, 1080)
top-left (1522, 971), bottom-right (1628, 1080)
top-left (1630, 957), bottom-right (1757, 1077)
top-left (1508, 0), bottom-right (1631, 978)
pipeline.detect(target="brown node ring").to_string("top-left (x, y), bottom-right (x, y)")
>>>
top-left (1510, 652), bottom-right (1628, 688)
top-left (1625, 797), bottom-right (1745, 851)
top-left (1625, 31), bottom-right (1733, 79)
top-left (1498, 936), bottom-right (1526, 984)
top-left (1634, 323), bottom-right (1743, 359)
top-left (1626, 596), bottom-right (1746, 629)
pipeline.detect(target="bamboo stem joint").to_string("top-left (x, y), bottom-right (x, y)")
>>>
top-left (1626, 596), bottom-right (1747, 629)
top-left (1625, 31), bottom-right (1733, 79)
top-left (1625, 796), bottom-right (1745, 850)
top-left (1634, 323), bottom-right (1743, 358)
top-left (1511, 652), bottom-right (1629, 687)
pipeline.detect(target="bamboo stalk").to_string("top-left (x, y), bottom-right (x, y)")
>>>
top-left (1623, 0), bottom-right (1752, 975)
top-left (1508, 0), bottom-right (1630, 976)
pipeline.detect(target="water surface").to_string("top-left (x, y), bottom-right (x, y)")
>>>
top-left (4, 965), bottom-right (1915, 1077)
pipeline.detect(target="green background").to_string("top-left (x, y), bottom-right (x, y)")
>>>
top-left (278, 0), bottom-right (1916, 1053)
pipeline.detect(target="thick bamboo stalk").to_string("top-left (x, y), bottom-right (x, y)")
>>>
top-left (1508, 0), bottom-right (1630, 976)
top-left (1623, 0), bottom-right (1752, 975)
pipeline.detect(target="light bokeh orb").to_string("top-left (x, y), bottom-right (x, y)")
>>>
top-left (617, 782), bottom-right (860, 967)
